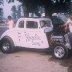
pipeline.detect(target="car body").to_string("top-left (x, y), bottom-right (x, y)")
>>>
top-left (0, 17), bottom-right (72, 59)
top-left (0, 18), bottom-right (53, 53)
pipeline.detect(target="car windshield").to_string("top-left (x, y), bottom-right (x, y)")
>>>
top-left (40, 20), bottom-right (52, 28)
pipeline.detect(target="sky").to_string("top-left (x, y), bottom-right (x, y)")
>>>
top-left (3, 0), bottom-right (22, 18)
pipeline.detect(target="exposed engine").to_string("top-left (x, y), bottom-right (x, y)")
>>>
top-left (51, 35), bottom-right (64, 43)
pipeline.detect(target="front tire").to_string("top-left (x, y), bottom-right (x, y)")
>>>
top-left (52, 43), bottom-right (69, 59)
top-left (1, 38), bottom-right (14, 53)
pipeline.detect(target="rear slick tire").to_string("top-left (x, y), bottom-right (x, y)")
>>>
top-left (52, 43), bottom-right (69, 59)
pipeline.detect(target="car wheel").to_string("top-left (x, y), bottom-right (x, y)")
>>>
top-left (1, 38), bottom-right (14, 53)
top-left (52, 43), bottom-right (69, 59)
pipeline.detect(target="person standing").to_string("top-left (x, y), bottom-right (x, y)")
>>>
top-left (6, 16), bottom-right (14, 29)
top-left (64, 13), bottom-right (72, 33)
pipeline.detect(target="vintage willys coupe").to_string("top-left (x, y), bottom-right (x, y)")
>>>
top-left (0, 17), bottom-right (72, 59)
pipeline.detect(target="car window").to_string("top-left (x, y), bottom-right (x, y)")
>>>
top-left (26, 21), bottom-right (38, 28)
top-left (18, 20), bottom-right (24, 28)
top-left (40, 20), bottom-right (52, 28)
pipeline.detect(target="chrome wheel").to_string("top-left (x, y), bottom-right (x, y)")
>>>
top-left (1, 38), bottom-right (14, 53)
top-left (2, 42), bottom-right (10, 51)
top-left (54, 46), bottom-right (65, 59)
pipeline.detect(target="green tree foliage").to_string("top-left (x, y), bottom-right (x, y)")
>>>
top-left (11, 5), bottom-right (17, 20)
top-left (18, 0), bottom-right (71, 17)
top-left (0, 0), bottom-right (4, 19)
top-left (0, 8), bottom-right (3, 19)
top-left (17, 6), bottom-right (21, 19)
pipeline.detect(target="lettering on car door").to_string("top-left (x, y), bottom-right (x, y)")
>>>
top-left (25, 21), bottom-right (49, 48)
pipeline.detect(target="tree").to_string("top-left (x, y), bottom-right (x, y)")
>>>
top-left (0, 8), bottom-right (4, 19)
top-left (18, 0), bottom-right (39, 17)
top-left (17, 6), bottom-right (21, 19)
top-left (18, 0), bottom-right (71, 18)
top-left (0, 0), bottom-right (4, 20)
top-left (11, 5), bottom-right (17, 20)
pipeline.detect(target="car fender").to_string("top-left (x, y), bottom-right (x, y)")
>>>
top-left (0, 29), bottom-right (20, 46)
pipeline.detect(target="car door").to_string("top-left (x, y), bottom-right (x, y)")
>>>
top-left (24, 20), bottom-right (49, 49)
top-left (17, 20), bottom-right (27, 47)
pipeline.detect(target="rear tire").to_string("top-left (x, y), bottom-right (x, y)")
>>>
top-left (52, 43), bottom-right (69, 59)
top-left (1, 38), bottom-right (14, 53)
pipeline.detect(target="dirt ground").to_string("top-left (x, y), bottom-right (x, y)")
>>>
top-left (0, 48), bottom-right (72, 72)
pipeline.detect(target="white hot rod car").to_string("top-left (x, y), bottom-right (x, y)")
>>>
top-left (0, 17), bottom-right (71, 59)
top-left (0, 18), bottom-right (53, 52)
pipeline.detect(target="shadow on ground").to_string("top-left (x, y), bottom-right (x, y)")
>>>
top-left (0, 47), bottom-right (52, 59)
top-left (13, 47), bottom-right (52, 55)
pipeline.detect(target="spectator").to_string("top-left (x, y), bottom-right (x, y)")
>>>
top-left (64, 13), bottom-right (72, 33)
top-left (6, 16), bottom-right (14, 29)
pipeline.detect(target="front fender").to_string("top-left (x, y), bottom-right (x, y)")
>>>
top-left (0, 29), bottom-right (20, 46)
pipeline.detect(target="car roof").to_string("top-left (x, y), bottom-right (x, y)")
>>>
top-left (18, 17), bottom-right (51, 21)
